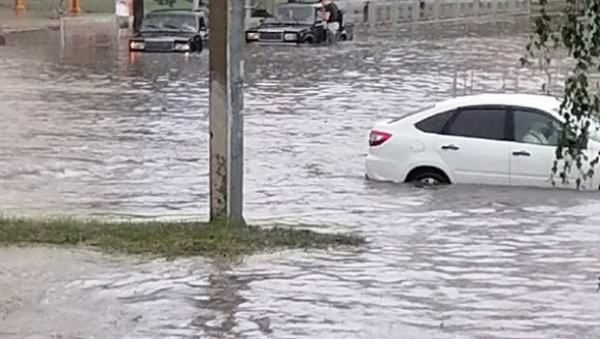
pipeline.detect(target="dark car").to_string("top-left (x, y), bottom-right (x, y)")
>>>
top-left (129, 9), bottom-right (209, 53)
top-left (245, 1), bottom-right (354, 44)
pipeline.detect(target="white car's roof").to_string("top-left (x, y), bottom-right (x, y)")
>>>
top-left (435, 93), bottom-right (562, 113)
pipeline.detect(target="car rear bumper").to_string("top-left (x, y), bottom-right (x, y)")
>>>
top-left (365, 154), bottom-right (403, 182)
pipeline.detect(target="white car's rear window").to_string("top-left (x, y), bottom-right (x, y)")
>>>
top-left (388, 104), bottom-right (436, 123)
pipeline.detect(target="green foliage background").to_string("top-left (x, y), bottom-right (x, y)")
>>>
top-left (526, 0), bottom-right (600, 189)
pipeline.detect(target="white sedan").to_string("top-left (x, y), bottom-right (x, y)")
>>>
top-left (365, 93), bottom-right (600, 190)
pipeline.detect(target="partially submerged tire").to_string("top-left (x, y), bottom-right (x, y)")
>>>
top-left (302, 37), bottom-right (314, 44)
top-left (193, 36), bottom-right (203, 52)
top-left (406, 167), bottom-right (450, 186)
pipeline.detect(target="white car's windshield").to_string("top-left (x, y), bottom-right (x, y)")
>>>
top-left (551, 106), bottom-right (600, 142)
top-left (141, 13), bottom-right (198, 32)
top-left (588, 116), bottom-right (600, 142)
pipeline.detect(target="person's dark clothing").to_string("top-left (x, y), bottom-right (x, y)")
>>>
top-left (323, 2), bottom-right (341, 23)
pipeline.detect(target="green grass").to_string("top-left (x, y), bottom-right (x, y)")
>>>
top-left (0, 217), bottom-right (365, 257)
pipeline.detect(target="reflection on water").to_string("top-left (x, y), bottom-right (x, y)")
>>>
top-left (0, 20), bottom-right (600, 339)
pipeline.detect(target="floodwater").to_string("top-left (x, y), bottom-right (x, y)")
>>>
top-left (1, 19), bottom-right (600, 339)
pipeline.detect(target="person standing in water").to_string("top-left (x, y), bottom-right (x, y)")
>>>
top-left (320, 0), bottom-right (341, 44)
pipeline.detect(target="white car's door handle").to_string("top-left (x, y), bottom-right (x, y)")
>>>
top-left (512, 150), bottom-right (531, 157)
top-left (441, 144), bottom-right (459, 151)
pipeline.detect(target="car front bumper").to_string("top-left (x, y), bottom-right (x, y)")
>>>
top-left (246, 37), bottom-right (300, 44)
top-left (251, 41), bottom-right (301, 45)
top-left (129, 45), bottom-right (196, 53)
top-left (129, 49), bottom-right (195, 53)
top-left (246, 31), bottom-right (301, 44)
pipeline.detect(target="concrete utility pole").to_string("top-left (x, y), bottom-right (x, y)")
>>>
top-left (209, 0), bottom-right (246, 227)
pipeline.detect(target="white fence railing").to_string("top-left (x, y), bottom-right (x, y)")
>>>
top-left (450, 66), bottom-right (566, 97)
top-left (336, 0), bottom-right (531, 26)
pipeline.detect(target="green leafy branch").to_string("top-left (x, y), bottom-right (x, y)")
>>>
top-left (523, 0), bottom-right (600, 189)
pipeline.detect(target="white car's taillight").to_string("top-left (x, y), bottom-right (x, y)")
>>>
top-left (369, 130), bottom-right (392, 147)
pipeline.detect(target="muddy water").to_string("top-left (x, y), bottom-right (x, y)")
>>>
top-left (0, 21), bottom-right (599, 338)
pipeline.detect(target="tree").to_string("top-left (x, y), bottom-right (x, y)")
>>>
top-left (524, 0), bottom-right (600, 189)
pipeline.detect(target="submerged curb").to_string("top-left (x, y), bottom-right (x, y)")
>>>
top-left (0, 20), bottom-right (60, 35)
top-left (1, 25), bottom-right (60, 34)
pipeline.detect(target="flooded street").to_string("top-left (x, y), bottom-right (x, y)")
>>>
top-left (1, 20), bottom-right (600, 338)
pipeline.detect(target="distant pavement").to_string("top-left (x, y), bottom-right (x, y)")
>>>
top-left (0, 7), bottom-right (59, 34)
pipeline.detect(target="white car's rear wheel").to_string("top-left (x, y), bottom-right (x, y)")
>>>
top-left (417, 176), bottom-right (442, 185)
top-left (406, 168), bottom-right (450, 186)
